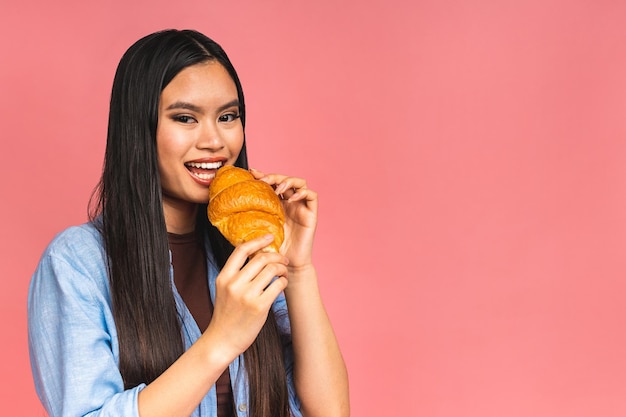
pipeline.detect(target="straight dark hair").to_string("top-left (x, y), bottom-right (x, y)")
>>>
top-left (89, 29), bottom-right (289, 417)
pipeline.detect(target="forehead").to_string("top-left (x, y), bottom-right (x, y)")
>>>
top-left (160, 62), bottom-right (238, 106)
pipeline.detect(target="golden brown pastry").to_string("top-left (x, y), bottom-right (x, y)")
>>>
top-left (207, 165), bottom-right (285, 253)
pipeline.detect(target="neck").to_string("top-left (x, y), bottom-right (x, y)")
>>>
top-left (162, 198), bottom-right (199, 234)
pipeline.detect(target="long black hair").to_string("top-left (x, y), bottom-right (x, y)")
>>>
top-left (89, 29), bottom-right (289, 417)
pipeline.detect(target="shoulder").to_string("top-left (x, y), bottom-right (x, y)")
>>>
top-left (44, 221), bottom-right (104, 260)
top-left (39, 221), bottom-right (108, 276)
top-left (31, 221), bottom-right (109, 302)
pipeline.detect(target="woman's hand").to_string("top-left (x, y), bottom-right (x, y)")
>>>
top-left (204, 235), bottom-right (289, 362)
top-left (249, 172), bottom-right (350, 417)
top-left (138, 234), bottom-right (289, 417)
top-left (250, 168), bottom-right (318, 270)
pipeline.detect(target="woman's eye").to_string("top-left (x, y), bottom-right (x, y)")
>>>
top-left (219, 113), bottom-right (241, 123)
top-left (174, 115), bottom-right (196, 124)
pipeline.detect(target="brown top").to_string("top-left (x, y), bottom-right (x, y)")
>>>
top-left (168, 231), bottom-right (234, 417)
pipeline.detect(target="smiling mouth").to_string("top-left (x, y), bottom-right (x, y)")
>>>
top-left (185, 161), bottom-right (224, 180)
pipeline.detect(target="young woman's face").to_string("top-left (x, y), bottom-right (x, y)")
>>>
top-left (156, 61), bottom-right (244, 208)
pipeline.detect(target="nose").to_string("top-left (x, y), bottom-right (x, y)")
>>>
top-left (197, 121), bottom-right (225, 151)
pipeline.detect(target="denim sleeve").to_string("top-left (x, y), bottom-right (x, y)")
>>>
top-left (28, 237), bottom-right (144, 417)
top-left (272, 293), bottom-right (303, 417)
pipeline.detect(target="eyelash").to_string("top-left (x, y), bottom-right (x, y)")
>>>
top-left (171, 113), bottom-right (240, 124)
top-left (219, 112), bottom-right (241, 123)
top-left (173, 115), bottom-right (196, 124)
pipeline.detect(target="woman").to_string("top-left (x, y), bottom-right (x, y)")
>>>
top-left (28, 29), bottom-right (349, 417)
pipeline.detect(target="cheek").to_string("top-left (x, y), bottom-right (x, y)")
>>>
top-left (156, 125), bottom-right (184, 162)
top-left (155, 126), bottom-right (183, 181)
top-left (226, 127), bottom-right (245, 156)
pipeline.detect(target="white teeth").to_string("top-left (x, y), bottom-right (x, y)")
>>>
top-left (192, 172), bottom-right (216, 180)
top-left (186, 161), bottom-right (223, 169)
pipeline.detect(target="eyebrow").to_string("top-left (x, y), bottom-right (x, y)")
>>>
top-left (165, 99), bottom-right (240, 114)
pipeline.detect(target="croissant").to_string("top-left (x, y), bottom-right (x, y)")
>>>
top-left (207, 165), bottom-right (285, 253)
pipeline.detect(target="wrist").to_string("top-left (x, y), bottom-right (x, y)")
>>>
top-left (284, 264), bottom-right (319, 296)
top-left (197, 326), bottom-right (239, 370)
top-left (286, 263), bottom-right (316, 278)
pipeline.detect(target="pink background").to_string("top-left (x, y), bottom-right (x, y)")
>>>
top-left (1, 0), bottom-right (626, 415)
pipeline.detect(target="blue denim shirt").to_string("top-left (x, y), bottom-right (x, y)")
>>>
top-left (28, 222), bottom-right (302, 417)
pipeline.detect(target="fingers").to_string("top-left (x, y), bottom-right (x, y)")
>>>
top-left (220, 234), bottom-right (289, 294)
top-left (250, 168), bottom-right (302, 190)
top-left (249, 168), bottom-right (316, 203)
top-left (249, 167), bottom-right (266, 179)
top-left (285, 187), bottom-right (318, 205)
top-left (221, 234), bottom-right (275, 276)
top-left (245, 251), bottom-right (289, 290)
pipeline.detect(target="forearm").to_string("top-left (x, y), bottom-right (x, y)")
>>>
top-left (284, 265), bottom-right (350, 417)
top-left (137, 329), bottom-right (233, 417)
